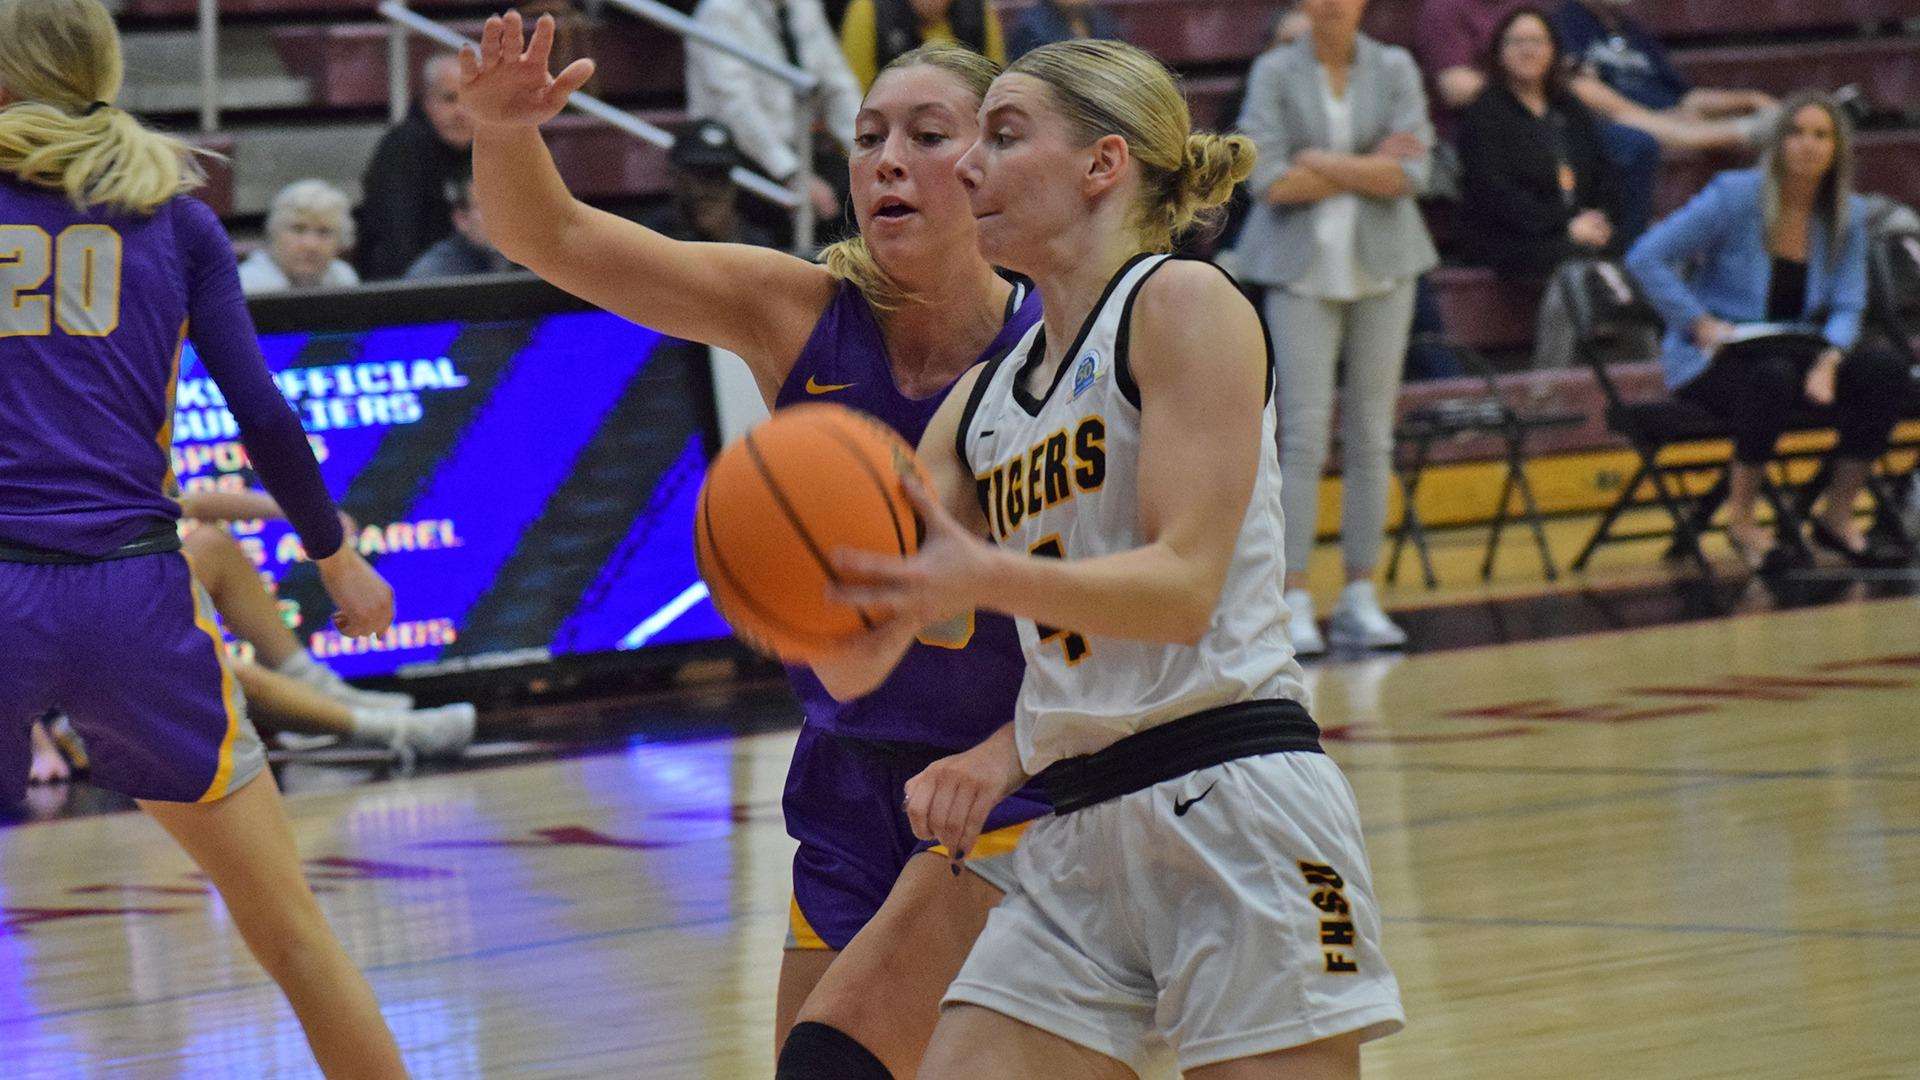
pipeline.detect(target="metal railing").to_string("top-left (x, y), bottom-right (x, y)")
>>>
top-left (597, 0), bottom-right (821, 251)
top-left (378, 0), bottom-right (814, 252)
top-left (198, 0), bottom-right (219, 132)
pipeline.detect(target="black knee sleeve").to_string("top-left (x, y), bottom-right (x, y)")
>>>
top-left (776, 1021), bottom-right (893, 1080)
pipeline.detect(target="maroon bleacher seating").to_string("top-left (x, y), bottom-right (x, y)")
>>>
top-left (1637, 0), bottom-right (1917, 39)
top-left (1429, 267), bottom-right (1543, 352)
top-left (186, 133), bottom-right (236, 218)
top-left (272, 17), bottom-right (681, 109)
top-left (1674, 39), bottom-right (1920, 117)
top-left (121, 0), bottom-right (474, 19)
top-left (1181, 74), bottom-right (1239, 128)
top-left (542, 111), bottom-right (677, 200)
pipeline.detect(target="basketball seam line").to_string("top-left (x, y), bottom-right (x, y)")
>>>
top-left (696, 486), bottom-right (837, 650)
top-left (740, 430), bottom-right (876, 631)
top-left (813, 418), bottom-right (909, 558)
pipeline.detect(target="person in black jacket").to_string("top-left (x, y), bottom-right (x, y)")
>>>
top-left (1456, 6), bottom-right (1621, 276)
top-left (354, 54), bottom-right (473, 280)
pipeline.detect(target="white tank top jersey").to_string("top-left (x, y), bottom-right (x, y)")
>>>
top-left (955, 253), bottom-right (1310, 774)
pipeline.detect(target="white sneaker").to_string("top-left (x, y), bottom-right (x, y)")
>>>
top-left (1327, 581), bottom-right (1408, 650)
top-left (1285, 589), bottom-right (1326, 657)
top-left (274, 731), bottom-right (341, 752)
top-left (386, 703), bottom-right (477, 761)
top-left (279, 651), bottom-right (415, 711)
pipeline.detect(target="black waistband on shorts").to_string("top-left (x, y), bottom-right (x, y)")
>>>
top-left (1033, 698), bottom-right (1322, 816)
top-left (0, 522), bottom-right (182, 564)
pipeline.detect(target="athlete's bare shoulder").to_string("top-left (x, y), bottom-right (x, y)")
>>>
top-left (1128, 258), bottom-right (1262, 388)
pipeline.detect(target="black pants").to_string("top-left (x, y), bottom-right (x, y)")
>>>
top-left (1676, 346), bottom-right (1910, 465)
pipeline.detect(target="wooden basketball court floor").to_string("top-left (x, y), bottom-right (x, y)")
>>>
top-left (3, 525), bottom-right (1918, 1079)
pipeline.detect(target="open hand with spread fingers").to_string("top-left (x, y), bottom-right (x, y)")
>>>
top-left (458, 10), bottom-right (596, 130)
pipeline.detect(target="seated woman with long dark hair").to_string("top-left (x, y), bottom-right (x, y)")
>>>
top-left (1457, 5), bottom-right (1622, 275)
top-left (1627, 91), bottom-right (1911, 568)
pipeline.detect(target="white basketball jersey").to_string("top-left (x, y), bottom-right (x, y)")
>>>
top-left (956, 254), bottom-right (1309, 774)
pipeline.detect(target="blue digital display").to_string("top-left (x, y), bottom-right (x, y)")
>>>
top-left (170, 308), bottom-right (730, 679)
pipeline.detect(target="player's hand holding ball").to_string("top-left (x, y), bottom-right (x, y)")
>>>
top-left (830, 477), bottom-right (996, 629)
top-left (457, 9), bottom-right (595, 130)
top-left (317, 545), bottom-right (396, 638)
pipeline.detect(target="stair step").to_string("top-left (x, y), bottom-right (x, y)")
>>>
top-left (120, 76), bottom-right (315, 114)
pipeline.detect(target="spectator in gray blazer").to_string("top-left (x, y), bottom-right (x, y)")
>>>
top-left (1230, 0), bottom-right (1437, 656)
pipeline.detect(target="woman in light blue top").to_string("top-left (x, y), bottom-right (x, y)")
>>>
top-left (1231, 0), bottom-right (1437, 655)
top-left (1626, 92), bottom-right (1908, 568)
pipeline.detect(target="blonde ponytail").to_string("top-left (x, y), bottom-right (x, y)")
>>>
top-left (1155, 132), bottom-right (1255, 244)
top-left (0, 0), bottom-right (210, 215)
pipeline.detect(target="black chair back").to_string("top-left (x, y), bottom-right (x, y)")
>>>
top-left (1869, 230), bottom-right (1920, 363)
top-left (1554, 258), bottom-right (1663, 410)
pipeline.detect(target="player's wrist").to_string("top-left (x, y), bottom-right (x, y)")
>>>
top-left (313, 544), bottom-right (359, 572)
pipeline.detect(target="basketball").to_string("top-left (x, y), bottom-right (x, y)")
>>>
top-left (695, 402), bottom-right (930, 663)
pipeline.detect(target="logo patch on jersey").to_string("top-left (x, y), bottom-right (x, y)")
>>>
top-left (805, 376), bottom-right (856, 395)
top-left (1071, 350), bottom-right (1102, 400)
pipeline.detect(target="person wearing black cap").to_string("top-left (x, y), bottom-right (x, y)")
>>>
top-left (640, 120), bottom-right (778, 247)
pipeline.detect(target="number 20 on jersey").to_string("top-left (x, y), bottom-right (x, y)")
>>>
top-left (0, 224), bottom-right (124, 338)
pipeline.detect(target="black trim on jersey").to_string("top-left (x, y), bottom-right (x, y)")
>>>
top-left (0, 522), bottom-right (183, 564)
top-left (1111, 254), bottom-right (1174, 410)
top-left (1112, 257), bottom-right (1274, 411)
top-left (1210, 259), bottom-right (1277, 405)
top-left (1033, 698), bottom-right (1322, 816)
top-left (954, 350), bottom-right (1012, 522)
top-left (999, 275), bottom-right (1030, 321)
top-left (949, 274), bottom-right (1029, 486)
top-left (1010, 251), bottom-right (1156, 418)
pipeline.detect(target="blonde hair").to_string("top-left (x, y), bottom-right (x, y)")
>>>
top-left (0, 0), bottom-right (210, 214)
top-left (267, 179), bottom-right (356, 249)
top-left (1759, 90), bottom-right (1856, 269)
top-left (820, 43), bottom-right (1002, 310)
top-left (1007, 39), bottom-right (1255, 251)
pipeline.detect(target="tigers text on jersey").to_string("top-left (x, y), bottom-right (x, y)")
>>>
top-left (955, 253), bottom-right (1309, 774)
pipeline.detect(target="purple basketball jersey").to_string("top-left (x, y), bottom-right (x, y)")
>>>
top-left (0, 179), bottom-right (340, 560)
top-left (774, 279), bottom-right (1040, 749)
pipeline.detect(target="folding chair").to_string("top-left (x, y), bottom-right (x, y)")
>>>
top-left (1561, 260), bottom-right (1812, 573)
top-left (1387, 340), bottom-right (1584, 587)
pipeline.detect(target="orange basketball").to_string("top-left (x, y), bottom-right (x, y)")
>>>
top-left (695, 402), bottom-right (931, 663)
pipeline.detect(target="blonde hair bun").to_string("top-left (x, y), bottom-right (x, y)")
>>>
top-left (1179, 133), bottom-right (1256, 213)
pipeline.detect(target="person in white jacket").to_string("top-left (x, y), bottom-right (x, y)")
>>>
top-left (686, 0), bottom-right (862, 221)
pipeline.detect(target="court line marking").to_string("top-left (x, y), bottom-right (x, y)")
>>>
top-left (1386, 913), bottom-right (1920, 943)
top-left (1363, 777), bottom-right (1741, 835)
top-left (1321, 593), bottom-right (1920, 666)
top-left (1342, 761), bottom-right (1920, 783)
top-left (0, 908), bottom-right (772, 1028)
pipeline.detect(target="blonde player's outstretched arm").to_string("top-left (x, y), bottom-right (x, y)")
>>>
top-left (462, 11), bottom-right (834, 401)
top-left (834, 262), bottom-right (1264, 646)
top-left (812, 364), bottom-right (993, 702)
